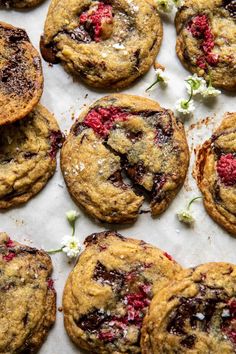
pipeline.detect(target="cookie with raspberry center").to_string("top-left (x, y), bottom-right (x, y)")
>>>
top-left (63, 231), bottom-right (183, 353)
top-left (194, 112), bottom-right (236, 235)
top-left (175, 0), bottom-right (236, 91)
top-left (41, 0), bottom-right (163, 88)
top-left (60, 94), bottom-right (189, 223)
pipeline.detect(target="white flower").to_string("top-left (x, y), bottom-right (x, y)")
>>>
top-left (61, 235), bottom-right (81, 258)
top-left (156, 0), bottom-right (173, 12)
top-left (201, 85), bottom-right (221, 98)
top-left (186, 74), bottom-right (207, 95)
top-left (146, 68), bottom-right (169, 91)
top-left (66, 210), bottom-right (80, 223)
top-left (175, 98), bottom-right (195, 115)
top-left (177, 210), bottom-right (195, 225)
top-left (155, 68), bottom-right (169, 84)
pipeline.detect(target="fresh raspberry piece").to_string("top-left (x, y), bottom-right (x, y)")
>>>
top-left (84, 106), bottom-right (128, 137)
top-left (80, 3), bottom-right (113, 42)
top-left (5, 238), bottom-right (14, 248)
top-left (3, 252), bottom-right (15, 262)
top-left (187, 14), bottom-right (218, 68)
top-left (98, 330), bottom-right (116, 342)
top-left (49, 130), bottom-right (64, 158)
top-left (217, 154), bottom-right (236, 186)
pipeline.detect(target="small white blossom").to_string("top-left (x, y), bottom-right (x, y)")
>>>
top-left (201, 85), bottom-right (221, 98)
top-left (186, 74), bottom-right (207, 95)
top-left (177, 210), bottom-right (195, 225)
top-left (156, 0), bottom-right (173, 12)
top-left (66, 210), bottom-right (80, 223)
top-left (61, 235), bottom-right (81, 258)
top-left (155, 68), bottom-right (169, 84)
top-left (175, 98), bottom-right (195, 115)
top-left (146, 68), bottom-right (169, 91)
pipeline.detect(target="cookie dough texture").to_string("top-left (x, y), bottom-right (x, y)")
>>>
top-left (0, 0), bottom-right (44, 8)
top-left (0, 232), bottom-right (56, 354)
top-left (141, 262), bottom-right (236, 354)
top-left (175, 0), bottom-right (236, 90)
top-left (63, 231), bottom-right (183, 353)
top-left (61, 94), bottom-right (189, 223)
top-left (42, 0), bottom-right (162, 88)
top-left (0, 104), bottom-right (62, 209)
top-left (194, 112), bottom-right (236, 235)
top-left (0, 22), bottom-right (43, 125)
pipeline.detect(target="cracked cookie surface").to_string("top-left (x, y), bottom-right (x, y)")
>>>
top-left (175, 0), bottom-right (236, 90)
top-left (0, 22), bottom-right (43, 125)
top-left (0, 104), bottom-right (63, 209)
top-left (141, 262), bottom-right (236, 354)
top-left (41, 0), bottom-right (162, 88)
top-left (0, 232), bottom-right (56, 354)
top-left (194, 112), bottom-right (236, 235)
top-left (60, 94), bottom-right (189, 223)
top-left (63, 231), bottom-right (183, 354)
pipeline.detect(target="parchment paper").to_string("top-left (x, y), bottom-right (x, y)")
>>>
top-left (1, 4), bottom-right (236, 353)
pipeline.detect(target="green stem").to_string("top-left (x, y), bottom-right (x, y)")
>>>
top-left (146, 76), bottom-right (161, 92)
top-left (187, 86), bottom-right (193, 104)
top-left (187, 196), bottom-right (203, 210)
top-left (72, 223), bottom-right (75, 237)
top-left (47, 247), bottom-right (63, 254)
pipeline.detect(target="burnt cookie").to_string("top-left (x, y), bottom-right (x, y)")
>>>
top-left (0, 232), bottom-right (56, 353)
top-left (0, 0), bottom-right (44, 8)
top-left (63, 231), bottom-right (183, 353)
top-left (0, 22), bottom-right (43, 126)
top-left (175, 0), bottom-right (236, 91)
top-left (194, 112), bottom-right (236, 235)
top-left (0, 104), bottom-right (63, 209)
top-left (141, 262), bottom-right (236, 354)
top-left (60, 94), bottom-right (189, 224)
top-left (41, 0), bottom-right (163, 89)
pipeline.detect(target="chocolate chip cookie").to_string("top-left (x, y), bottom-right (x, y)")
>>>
top-left (175, 0), bottom-right (236, 91)
top-left (0, 232), bottom-right (56, 354)
top-left (0, 22), bottom-right (43, 126)
top-left (41, 0), bottom-right (162, 88)
top-left (0, 104), bottom-right (63, 209)
top-left (141, 262), bottom-right (236, 353)
top-left (194, 112), bottom-right (236, 235)
top-left (60, 94), bottom-right (189, 223)
top-left (63, 231), bottom-right (183, 354)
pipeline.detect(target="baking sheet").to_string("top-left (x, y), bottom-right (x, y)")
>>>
top-left (1, 4), bottom-right (236, 353)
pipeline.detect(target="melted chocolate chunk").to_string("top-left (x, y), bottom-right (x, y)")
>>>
top-left (108, 170), bottom-right (128, 190)
top-left (124, 161), bottom-right (146, 184)
top-left (151, 173), bottom-right (166, 203)
top-left (0, 26), bottom-right (29, 43)
top-left (49, 130), bottom-right (64, 158)
top-left (72, 122), bottom-right (88, 136)
top-left (67, 26), bottom-right (92, 43)
top-left (76, 309), bottom-right (109, 331)
top-left (180, 334), bottom-right (196, 348)
top-left (223, 0), bottom-right (236, 17)
top-left (85, 231), bottom-right (125, 246)
top-left (133, 49), bottom-right (141, 69)
top-left (23, 152), bottom-right (37, 159)
top-left (40, 36), bottom-right (59, 64)
top-left (93, 261), bottom-right (124, 289)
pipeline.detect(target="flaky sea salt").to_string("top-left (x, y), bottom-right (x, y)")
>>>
top-left (113, 43), bottom-right (125, 49)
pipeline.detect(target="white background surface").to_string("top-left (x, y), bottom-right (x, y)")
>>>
top-left (1, 3), bottom-right (236, 353)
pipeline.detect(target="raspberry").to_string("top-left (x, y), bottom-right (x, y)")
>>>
top-left (84, 106), bottom-right (128, 137)
top-left (47, 278), bottom-right (55, 290)
top-left (5, 238), bottom-right (14, 248)
top-left (187, 14), bottom-right (218, 68)
top-left (80, 3), bottom-right (113, 42)
top-left (217, 154), bottom-right (236, 186)
top-left (3, 252), bottom-right (15, 262)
